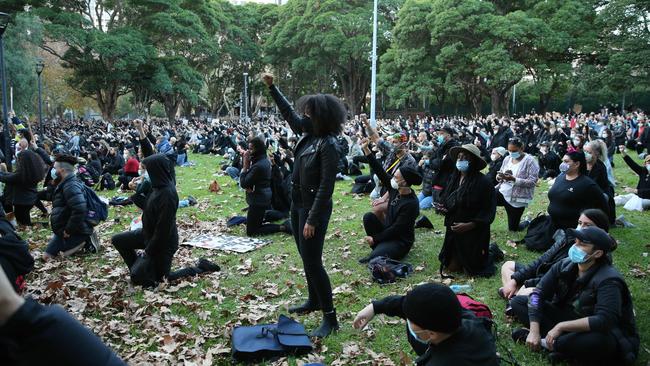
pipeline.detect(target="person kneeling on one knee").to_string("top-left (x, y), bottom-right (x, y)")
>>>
top-left (353, 283), bottom-right (499, 366)
top-left (359, 138), bottom-right (421, 264)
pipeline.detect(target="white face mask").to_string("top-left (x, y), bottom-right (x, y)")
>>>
top-left (390, 178), bottom-right (400, 190)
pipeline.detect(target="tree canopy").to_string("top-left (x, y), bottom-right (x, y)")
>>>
top-left (1, 0), bottom-right (648, 119)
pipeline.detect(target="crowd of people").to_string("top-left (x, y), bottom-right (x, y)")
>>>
top-left (0, 75), bottom-right (646, 365)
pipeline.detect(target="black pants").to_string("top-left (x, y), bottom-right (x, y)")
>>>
top-left (13, 205), bottom-right (33, 226)
top-left (246, 205), bottom-right (283, 236)
top-left (34, 200), bottom-right (48, 215)
top-left (264, 209), bottom-right (288, 222)
top-left (291, 203), bottom-right (334, 313)
top-left (510, 295), bottom-right (618, 363)
top-left (496, 191), bottom-right (526, 231)
top-left (111, 229), bottom-right (205, 282)
top-left (363, 212), bottom-right (410, 260)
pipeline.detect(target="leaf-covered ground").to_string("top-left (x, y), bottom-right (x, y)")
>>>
top-left (23, 153), bottom-right (650, 365)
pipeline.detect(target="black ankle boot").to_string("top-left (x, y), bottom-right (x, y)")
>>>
top-left (310, 310), bottom-right (339, 338)
top-left (288, 300), bottom-right (320, 314)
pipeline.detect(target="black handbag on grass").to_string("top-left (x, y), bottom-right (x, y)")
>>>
top-left (231, 315), bottom-right (312, 363)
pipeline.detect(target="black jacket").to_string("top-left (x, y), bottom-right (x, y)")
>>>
top-left (239, 154), bottom-right (272, 208)
top-left (50, 174), bottom-right (92, 237)
top-left (372, 295), bottom-right (499, 366)
top-left (0, 171), bottom-right (38, 206)
top-left (269, 84), bottom-right (337, 226)
top-left (0, 218), bottom-right (34, 292)
top-left (530, 259), bottom-right (639, 364)
top-left (511, 229), bottom-right (573, 288)
top-left (141, 154), bottom-right (179, 258)
top-left (430, 139), bottom-right (459, 189)
top-left (623, 155), bottom-right (650, 199)
top-left (367, 153), bottom-right (419, 246)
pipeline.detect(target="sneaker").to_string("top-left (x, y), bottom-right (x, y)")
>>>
top-left (187, 196), bottom-right (198, 206)
top-left (511, 328), bottom-right (529, 343)
top-left (415, 215), bottom-right (434, 229)
top-left (280, 219), bottom-right (292, 234)
top-left (88, 230), bottom-right (101, 253)
top-left (197, 258), bottom-right (220, 273)
top-left (615, 215), bottom-right (635, 228)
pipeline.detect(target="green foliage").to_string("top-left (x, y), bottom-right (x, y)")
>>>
top-left (2, 12), bottom-right (43, 116)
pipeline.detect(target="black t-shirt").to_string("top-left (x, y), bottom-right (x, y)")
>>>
top-left (547, 174), bottom-right (605, 229)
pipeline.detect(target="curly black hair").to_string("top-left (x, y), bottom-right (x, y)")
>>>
top-left (296, 94), bottom-right (346, 137)
top-left (15, 150), bottom-right (46, 185)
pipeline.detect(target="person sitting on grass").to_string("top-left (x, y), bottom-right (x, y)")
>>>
top-left (510, 227), bottom-right (639, 365)
top-left (358, 137), bottom-right (421, 264)
top-left (614, 145), bottom-right (650, 210)
top-left (499, 209), bottom-right (609, 314)
top-left (43, 155), bottom-right (99, 260)
top-left (352, 283), bottom-right (499, 366)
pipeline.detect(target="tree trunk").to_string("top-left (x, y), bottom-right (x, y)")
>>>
top-left (538, 92), bottom-right (551, 114)
top-left (96, 84), bottom-right (119, 122)
top-left (163, 95), bottom-right (180, 122)
top-left (490, 89), bottom-right (510, 116)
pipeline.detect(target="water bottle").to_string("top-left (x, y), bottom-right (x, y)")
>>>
top-left (449, 284), bottom-right (472, 293)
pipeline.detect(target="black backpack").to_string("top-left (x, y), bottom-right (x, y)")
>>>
top-left (522, 214), bottom-right (556, 251)
top-left (100, 173), bottom-right (115, 190)
top-left (367, 256), bottom-right (414, 284)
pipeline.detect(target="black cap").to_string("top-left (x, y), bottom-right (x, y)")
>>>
top-left (436, 126), bottom-right (456, 136)
top-left (568, 227), bottom-right (616, 252)
top-left (402, 283), bottom-right (462, 333)
top-left (398, 166), bottom-right (423, 186)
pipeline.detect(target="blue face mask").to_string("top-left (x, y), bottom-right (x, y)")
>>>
top-left (584, 152), bottom-right (593, 162)
top-left (407, 320), bottom-right (429, 345)
top-left (50, 168), bottom-right (58, 180)
top-left (559, 162), bottom-right (570, 173)
top-left (510, 151), bottom-right (521, 160)
top-left (143, 171), bottom-right (150, 181)
top-left (437, 135), bottom-right (445, 145)
top-left (568, 244), bottom-right (590, 264)
top-left (456, 160), bottom-right (469, 172)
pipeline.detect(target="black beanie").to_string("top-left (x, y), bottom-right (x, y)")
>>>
top-left (402, 283), bottom-right (462, 333)
top-left (399, 166), bottom-right (422, 186)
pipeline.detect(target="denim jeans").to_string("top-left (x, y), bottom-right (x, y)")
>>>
top-left (45, 233), bottom-right (89, 256)
top-left (225, 166), bottom-right (240, 180)
top-left (176, 153), bottom-right (187, 166)
top-left (417, 192), bottom-right (434, 210)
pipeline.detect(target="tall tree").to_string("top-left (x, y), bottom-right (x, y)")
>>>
top-left (36, 1), bottom-right (155, 121)
top-left (266, 0), bottom-right (395, 116)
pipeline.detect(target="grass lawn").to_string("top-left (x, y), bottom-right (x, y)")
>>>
top-left (24, 151), bottom-right (649, 365)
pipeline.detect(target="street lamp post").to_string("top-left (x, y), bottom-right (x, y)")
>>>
top-left (36, 59), bottom-right (44, 138)
top-left (0, 13), bottom-right (11, 171)
top-left (242, 72), bottom-right (249, 123)
top-left (369, 0), bottom-right (378, 128)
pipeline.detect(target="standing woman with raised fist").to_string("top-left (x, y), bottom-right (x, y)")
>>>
top-left (262, 73), bottom-right (344, 338)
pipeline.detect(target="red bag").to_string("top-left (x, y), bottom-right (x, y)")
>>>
top-left (456, 293), bottom-right (493, 319)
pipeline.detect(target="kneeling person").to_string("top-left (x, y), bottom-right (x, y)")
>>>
top-left (360, 140), bottom-right (420, 263)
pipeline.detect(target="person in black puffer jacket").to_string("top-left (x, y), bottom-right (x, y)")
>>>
top-left (0, 149), bottom-right (46, 226)
top-left (43, 155), bottom-right (93, 260)
top-left (111, 123), bottom-right (219, 285)
top-left (264, 73), bottom-right (343, 338)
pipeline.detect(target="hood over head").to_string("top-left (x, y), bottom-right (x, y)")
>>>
top-left (143, 154), bottom-right (175, 188)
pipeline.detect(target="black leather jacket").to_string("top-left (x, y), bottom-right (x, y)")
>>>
top-left (269, 84), bottom-right (337, 226)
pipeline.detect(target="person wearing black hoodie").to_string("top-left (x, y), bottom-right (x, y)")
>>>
top-left (0, 218), bottom-right (33, 293)
top-left (239, 137), bottom-right (290, 236)
top-left (111, 121), bottom-right (218, 284)
top-left (359, 139), bottom-right (421, 263)
top-left (353, 283), bottom-right (499, 366)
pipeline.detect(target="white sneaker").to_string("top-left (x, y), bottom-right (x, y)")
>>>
top-left (88, 230), bottom-right (101, 253)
